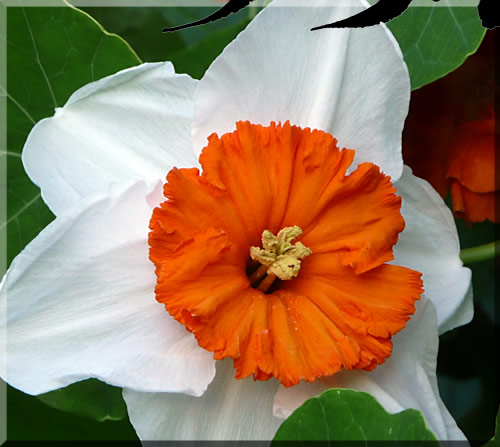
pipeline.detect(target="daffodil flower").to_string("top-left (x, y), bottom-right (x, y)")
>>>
top-left (1, 0), bottom-right (472, 441)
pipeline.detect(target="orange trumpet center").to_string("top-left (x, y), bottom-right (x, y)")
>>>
top-left (149, 121), bottom-right (423, 387)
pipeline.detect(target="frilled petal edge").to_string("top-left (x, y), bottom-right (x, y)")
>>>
top-left (273, 297), bottom-right (466, 441)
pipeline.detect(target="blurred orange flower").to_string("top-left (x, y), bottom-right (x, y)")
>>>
top-left (403, 32), bottom-right (496, 223)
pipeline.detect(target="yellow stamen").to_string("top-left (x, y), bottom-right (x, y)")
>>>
top-left (250, 226), bottom-right (312, 282)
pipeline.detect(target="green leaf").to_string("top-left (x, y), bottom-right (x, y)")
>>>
top-left (273, 388), bottom-right (438, 442)
top-left (3, 1), bottom-right (140, 270)
top-left (81, 7), bottom-right (186, 62)
top-left (37, 379), bottom-right (127, 422)
top-left (388, 6), bottom-right (486, 90)
top-left (6, 382), bottom-right (138, 440)
top-left (170, 18), bottom-right (250, 79)
top-left (80, 6), bottom-right (249, 64)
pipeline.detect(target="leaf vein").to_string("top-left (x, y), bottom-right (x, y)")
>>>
top-left (21, 7), bottom-right (58, 108)
top-left (1, 191), bottom-right (41, 231)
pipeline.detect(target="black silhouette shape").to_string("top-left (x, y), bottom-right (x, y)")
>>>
top-left (478, 0), bottom-right (498, 29)
top-left (163, 0), bottom-right (253, 32)
top-left (311, 0), bottom-right (413, 31)
top-left (162, 0), bottom-right (496, 33)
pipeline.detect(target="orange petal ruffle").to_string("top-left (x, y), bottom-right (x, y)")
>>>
top-left (446, 117), bottom-right (496, 194)
top-left (450, 179), bottom-right (496, 223)
top-left (149, 121), bottom-right (423, 386)
top-left (446, 117), bottom-right (496, 222)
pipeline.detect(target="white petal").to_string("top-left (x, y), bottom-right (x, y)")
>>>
top-left (23, 63), bottom-right (198, 216)
top-left (123, 359), bottom-right (283, 440)
top-left (193, 0), bottom-right (410, 181)
top-left (0, 182), bottom-right (214, 396)
top-left (393, 166), bottom-right (473, 333)
top-left (365, 298), bottom-right (464, 440)
top-left (273, 298), bottom-right (466, 440)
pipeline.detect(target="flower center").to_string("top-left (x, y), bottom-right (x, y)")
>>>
top-left (248, 226), bottom-right (312, 293)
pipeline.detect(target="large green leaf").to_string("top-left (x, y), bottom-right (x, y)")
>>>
top-left (388, 6), bottom-right (485, 90)
top-left (37, 379), bottom-right (127, 422)
top-left (80, 6), bottom-right (249, 64)
top-left (2, 1), bottom-right (140, 269)
top-left (273, 388), bottom-right (438, 442)
top-left (81, 7), bottom-right (186, 62)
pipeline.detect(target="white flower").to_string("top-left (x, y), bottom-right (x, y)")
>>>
top-left (0, 0), bottom-right (472, 441)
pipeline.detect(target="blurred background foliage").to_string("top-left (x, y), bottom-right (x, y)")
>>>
top-left (2, 1), bottom-right (497, 443)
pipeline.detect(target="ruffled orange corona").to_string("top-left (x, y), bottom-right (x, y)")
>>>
top-left (149, 121), bottom-right (423, 387)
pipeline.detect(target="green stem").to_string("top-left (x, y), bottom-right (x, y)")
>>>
top-left (460, 241), bottom-right (500, 264)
